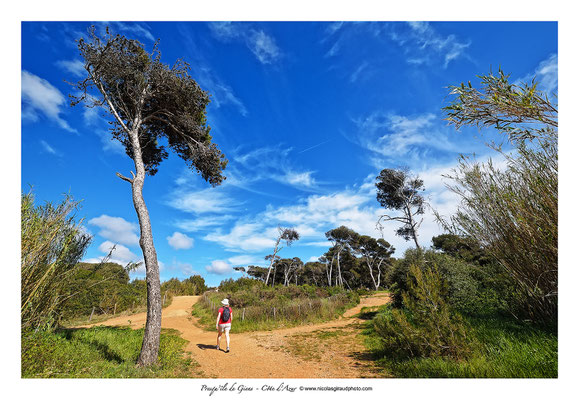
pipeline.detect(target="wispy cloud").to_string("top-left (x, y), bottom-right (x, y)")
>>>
top-left (351, 111), bottom-right (464, 166)
top-left (517, 53), bottom-right (558, 95)
top-left (175, 215), bottom-right (235, 233)
top-left (208, 22), bottom-right (282, 65)
top-left (39, 140), bottom-right (61, 157)
top-left (21, 70), bottom-right (77, 133)
top-left (195, 67), bottom-right (248, 116)
top-left (55, 59), bottom-right (85, 78)
top-left (350, 61), bottom-right (369, 83)
top-left (247, 30), bottom-right (281, 64)
top-left (167, 187), bottom-right (236, 215)
top-left (98, 22), bottom-right (155, 42)
top-left (322, 22), bottom-right (469, 69)
top-left (394, 22), bottom-right (471, 68)
top-left (229, 145), bottom-right (321, 192)
top-left (204, 222), bottom-right (277, 253)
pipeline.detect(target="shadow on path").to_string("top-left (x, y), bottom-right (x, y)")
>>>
top-left (197, 343), bottom-right (218, 351)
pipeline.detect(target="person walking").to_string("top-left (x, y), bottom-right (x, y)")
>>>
top-left (216, 298), bottom-right (232, 353)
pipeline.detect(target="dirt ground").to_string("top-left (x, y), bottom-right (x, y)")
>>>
top-left (81, 293), bottom-right (391, 378)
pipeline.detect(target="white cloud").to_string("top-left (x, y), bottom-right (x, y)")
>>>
top-left (88, 215), bottom-right (139, 246)
top-left (204, 222), bottom-right (276, 252)
top-left (168, 187), bottom-right (235, 214)
top-left (55, 59), bottom-right (85, 77)
top-left (21, 70), bottom-right (76, 133)
top-left (281, 171), bottom-right (317, 188)
top-left (83, 240), bottom-right (143, 273)
top-left (227, 254), bottom-right (265, 266)
top-left (205, 260), bottom-right (233, 275)
top-left (175, 215), bottom-right (235, 232)
top-left (167, 232), bottom-right (194, 250)
top-left (98, 240), bottom-right (139, 263)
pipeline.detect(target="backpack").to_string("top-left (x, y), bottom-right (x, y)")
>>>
top-left (222, 306), bottom-right (231, 323)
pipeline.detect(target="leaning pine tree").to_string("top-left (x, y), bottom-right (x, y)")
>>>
top-left (71, 27), bottom-right (227, 366)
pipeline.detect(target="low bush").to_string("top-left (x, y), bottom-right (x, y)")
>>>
top-left (193, 279), bottom-right (360, 332)
top-left (375, 264), bottom-right (472, 360)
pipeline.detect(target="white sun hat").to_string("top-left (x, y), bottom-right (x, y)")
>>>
top-left (221, 299), bottom-right (229, 305)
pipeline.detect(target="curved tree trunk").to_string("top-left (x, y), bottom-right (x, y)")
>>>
top-left (127, 127), bottom-right (162, 367)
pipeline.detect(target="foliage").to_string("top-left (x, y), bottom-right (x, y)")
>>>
top-left (58, 262), bottom-right (133, 319)
top-left (374, 264), bottom-right (472, 360)
top-left (444, 67), bottom-right (557, 144)
top-left (431, 233), bottom-right (493, 266)
top-left (443, 70), bottom-right (558, 325)
top-left (161, 275), bottom-right (207, 296)
top-left (194, 279), bottom-right (359, 332)
top-left (21, 192), bottom-right (91, 330)
top-left (375, 168), bottom-right (426, 248)
top-left (21, 326), bottom-right (199, 378)
top-left (388, 248), bottom-right (514, 316)
top-left (71, 26), bottom-right (227, 182)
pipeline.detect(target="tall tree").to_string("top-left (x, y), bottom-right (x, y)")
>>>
top-left (352, 235), bottom-right (395, 291)
top-left (71, 27), bottom-right (227, 366)
top-left (375, 168), bottom-right (426, 249)
top-left (325, 226), bottom-right (357, 287)
top-left (264, 227), bottom-right (300, 286)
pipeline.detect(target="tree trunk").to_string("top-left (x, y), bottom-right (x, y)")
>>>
top-left (336, 248), bottom-right (344, 287)
top-left (265, 239), bottom-right (281, 286)
top-left (367, 261), bottom-right (378, 291)
top-left (406, 205), bottom-right (421, 249)
top-left (126, 128), bottom-right (162, 367)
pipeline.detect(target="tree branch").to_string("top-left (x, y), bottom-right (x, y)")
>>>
top-left (116, 172), bottom-right (134, 184)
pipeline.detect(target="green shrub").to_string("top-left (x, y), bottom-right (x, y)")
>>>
top-left (375, 264), bottom-right (473, 360)
top-left (21, 326), bottom-right (197, 378)
top-left (388, 248), bottom-right (515, 316)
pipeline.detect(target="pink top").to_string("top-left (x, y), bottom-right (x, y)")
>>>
top-left (218, 306), bottom-right (232, 324)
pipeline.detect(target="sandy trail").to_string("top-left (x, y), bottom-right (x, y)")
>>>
top-left (81, 293), bottom-right (390, 378)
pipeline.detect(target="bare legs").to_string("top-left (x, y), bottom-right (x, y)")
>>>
top-left (216, 329), bottom-right (230, 350)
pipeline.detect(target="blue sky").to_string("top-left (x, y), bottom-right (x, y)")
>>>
top-left (21, 21), bottom-right (558, 287)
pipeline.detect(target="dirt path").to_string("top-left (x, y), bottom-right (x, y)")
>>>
top-left (81, 293), bottom-right (390, 378)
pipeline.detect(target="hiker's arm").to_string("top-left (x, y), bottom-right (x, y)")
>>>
top-left (216, 312), bottom-right (221, 328)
